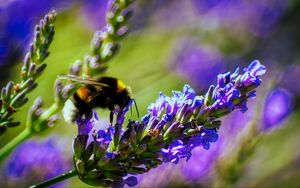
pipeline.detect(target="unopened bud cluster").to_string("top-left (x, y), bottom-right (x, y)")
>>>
top-left (0, 10), bottom-right (57, 135)
top-left (71, 0), bottom-right (135, 77)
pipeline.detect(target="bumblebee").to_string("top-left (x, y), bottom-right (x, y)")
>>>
top-left (58, 75), bottom-right (138, 124)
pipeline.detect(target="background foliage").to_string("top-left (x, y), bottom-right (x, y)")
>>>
top-left (0, 0), bottom-right (300, 187)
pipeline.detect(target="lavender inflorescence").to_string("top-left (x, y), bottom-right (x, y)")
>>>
top-left (72, 60), bottom-right (266, 187)
top-left (79, 0), bottom-right (135, 77)
top-left (0, 10), bottom-right (57, 135)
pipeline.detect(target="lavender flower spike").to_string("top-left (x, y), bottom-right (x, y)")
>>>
top-left (68, 61), bottom-right (266, 187)
top-left (0, 10), bottom-right (57, 135)
top-left (206, 60), bottom-right (266, 117)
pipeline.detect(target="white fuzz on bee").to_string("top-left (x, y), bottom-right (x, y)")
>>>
top-left (62, 99), bottom-right (78, 124)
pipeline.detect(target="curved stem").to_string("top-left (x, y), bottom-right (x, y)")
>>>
top-left (29, 169), bottom-right (78, 188)
top-left (0, 128), bottom-right (32, 162)
top-left (39, 103), bottom-right (59, 122)
top-left (0, 103), bottom-right (59, 162)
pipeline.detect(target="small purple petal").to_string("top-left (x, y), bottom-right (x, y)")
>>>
top-left (125, 176), bottom-right (138, 187)
top-left (97, 127), bottom-right (114, 144)
top-left (247, 60), bottom-right (267, 76)
top-left (141, 114), bottom-right (151, 124)
top-left (76, 114), bottom-right (96, 135)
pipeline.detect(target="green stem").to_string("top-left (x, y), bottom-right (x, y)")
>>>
top-left (0, 103), bottom-right (59, 162)
top-left (0, 128), bottom-right (32, 162)
top-left (30, 169), bottom-right (78, 188)
top-left (40, 103), bottom-right (59, 121)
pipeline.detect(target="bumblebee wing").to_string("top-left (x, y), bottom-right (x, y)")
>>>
top-left (57, 74), bottom-right (109, 87)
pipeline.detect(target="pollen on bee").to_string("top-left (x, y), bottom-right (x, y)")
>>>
top-left (77, 87), bottom-right (90, 101)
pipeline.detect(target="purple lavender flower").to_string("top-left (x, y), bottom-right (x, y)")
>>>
top-left (161, 127), bottom-right (218, 164)
top-left (76, 110), bottom-right (98, 135)
top-left (189, 128), bottom-right (218, 150)
top-left (150, 60), bottom-right (265, 163)
top-left (209, 60), bottom-right (266, 115)
top-left (96, 126), bottom-right (114, 145)
top-left (262, 88), bottom-right (292, 131)
top-left (1, 137), bottom-right (71, 187)
top-left (161, 139), bottom-right (191, 163)
top-left (148, 84), bottom-right (199, 120)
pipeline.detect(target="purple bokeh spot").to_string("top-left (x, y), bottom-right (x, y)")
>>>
top-left (262, 88), bottom-right (292, 131)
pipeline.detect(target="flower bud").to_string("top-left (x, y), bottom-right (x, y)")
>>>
top-left (27, 63), bottom-right (36, 77)
top-left (204, 85), bottom-right (215, 107)
top-left (34, 64), bottom-right (47, 78)
top-left (1, 87), bottom-right (7, 101)
top-left (5, 81), bottom-right (14, 98)
top-left (73, 135), bottom-right (88, 159)
top-left (0, 125), bottom-right (7, 135)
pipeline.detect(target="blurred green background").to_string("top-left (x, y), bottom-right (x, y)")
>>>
top-left (1, 0), bottom-right (300, 187)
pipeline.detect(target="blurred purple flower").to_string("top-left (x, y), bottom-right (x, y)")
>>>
top-left (180, 143), bottom-right (220, 181)
top-left (80, 0), bottom-right (107, 30)
top-left (279, 64), bottom-right (300, 95)
top-left (0, 0), bottom-right (73, 68)
top-left (137, 163), bottom-right (182, 187)
top-left (2, 137), bottom-right (71, 187)
top-left (262, 87), bottom-right (292, 131)
top-left (192, 0), bottom-right (289, 36)
top-left (170, 41), bottom-right (225, 91)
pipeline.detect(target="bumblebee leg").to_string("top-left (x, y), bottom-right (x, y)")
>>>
top-left (110, 111), bottom-right (114, 125)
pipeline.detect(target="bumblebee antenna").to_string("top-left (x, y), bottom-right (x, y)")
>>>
top-left (132, 99), bottom-right (139, 118)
